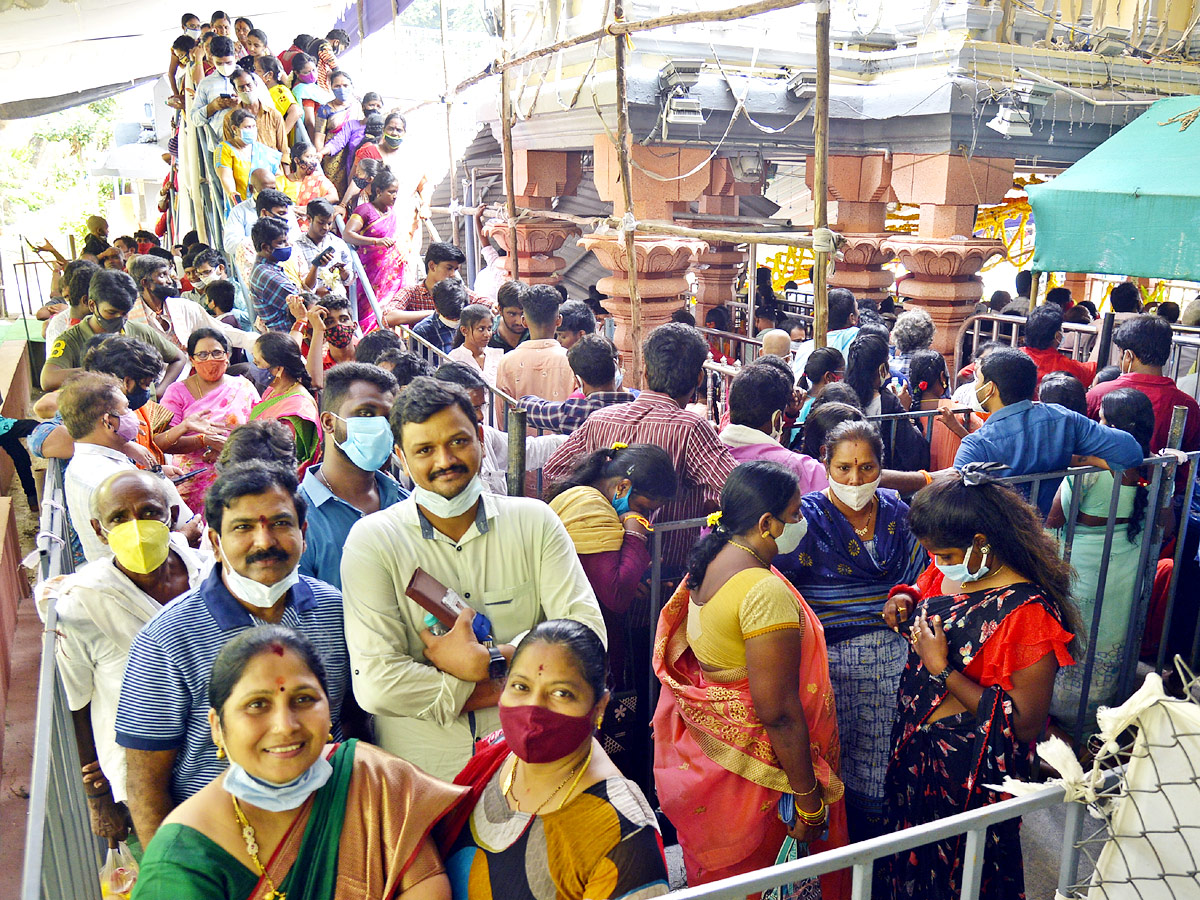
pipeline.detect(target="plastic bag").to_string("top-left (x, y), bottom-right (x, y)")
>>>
top-left (99, 842), bottom-right (138, 898)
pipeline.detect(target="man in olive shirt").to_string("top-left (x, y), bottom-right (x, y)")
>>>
top-left (42, 270), bottom-right (184, 393)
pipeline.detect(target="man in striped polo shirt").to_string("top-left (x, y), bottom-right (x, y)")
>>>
top-left (115, 461), bottom-right (349, 845)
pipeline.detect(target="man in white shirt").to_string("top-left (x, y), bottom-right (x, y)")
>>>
top-left (38, 470), bottom-right (203, 842)
top-left (340, 377), bottom-right (605, 780)
top-left (58, 372), bottom-right (198, 562)
top-left (125, 255), bottom-right (259, 366)
top-left (222, 169), bottom-right (286, 259)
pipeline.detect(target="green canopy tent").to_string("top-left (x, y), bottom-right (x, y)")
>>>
top-left (1027, 94), bottom-right (1200, 282)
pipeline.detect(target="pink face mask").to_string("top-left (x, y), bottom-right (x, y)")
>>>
top-left (296, 71), bottom-right (316, 84)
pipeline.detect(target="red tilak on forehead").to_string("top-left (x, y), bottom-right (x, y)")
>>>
top-left (269, 642), bottom-right (285, 656)
top-left (537, 664), bottom-right (545, 674)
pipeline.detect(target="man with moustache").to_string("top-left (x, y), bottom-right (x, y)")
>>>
top-left (339, 377), bottom-right (605, 780)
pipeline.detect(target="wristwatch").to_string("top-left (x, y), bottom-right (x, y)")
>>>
top-left (928, 663), bottom-right (953, 689)
top-left (487, 646), bottom-right (508, 681)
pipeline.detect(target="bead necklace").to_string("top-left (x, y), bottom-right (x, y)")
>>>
top-left (231, 795), bottom-right (286, 900)
top-left (503, 743), bottom-right (593, 815)
top-left (727, 538), bottom-right (771, 568)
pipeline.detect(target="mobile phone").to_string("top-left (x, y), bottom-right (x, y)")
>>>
top-left (172, 467), bottom-right (209, 484)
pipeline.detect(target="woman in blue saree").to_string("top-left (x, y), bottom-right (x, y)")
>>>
top-left (778, 419), bottom-right (927, 840)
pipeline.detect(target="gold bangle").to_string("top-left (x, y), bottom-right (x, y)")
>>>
top-left (625, 514), bottom-right (653, 532)
top-left (793, 783), bottom-right (821, 798)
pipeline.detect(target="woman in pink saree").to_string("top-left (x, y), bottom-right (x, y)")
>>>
top-left (157, 329), bottom-right (260, 511)
top-left (653, 461), bottom-right (849, 900)
top-left (343, 168), bottom-right (406, 332)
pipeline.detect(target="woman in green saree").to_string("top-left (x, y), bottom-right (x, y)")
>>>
top-left (132, 627), bottom-right (468, 900)
top-left (250, 332), bottom-right (322, 468)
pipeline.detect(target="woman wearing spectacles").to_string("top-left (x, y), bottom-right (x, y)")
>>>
top-left (158, 328), bottom-right (261, 510)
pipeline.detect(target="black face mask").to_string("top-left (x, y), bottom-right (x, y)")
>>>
top-left (150, 283), bottom-right (175, 302)
top-left (127, 386), bottom-right (152, 411)
top-left (94, 313), bottom-right (126, 333)
top-left (353, 176), bottom-right (370, 188)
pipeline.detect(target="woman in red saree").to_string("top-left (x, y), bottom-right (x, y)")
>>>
top-left (653, 461), bottom-right (849, 900)
top-left (344, 168), bottom-right (408, 319)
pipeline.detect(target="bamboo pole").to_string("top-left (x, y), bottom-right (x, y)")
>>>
top-left (612, 0), bottom-right (645, 388)
top-left (499, 0), bottom-right (520, 280)
top-left (439, 0), bottom-right (458, 244)
top-left (408, 0), bottom-right (810, 113)
top-left (811, 0), bottom-right (831, 349)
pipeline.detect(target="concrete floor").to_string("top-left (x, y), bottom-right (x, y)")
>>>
top-left (1, 489), bottom-right (46, 900)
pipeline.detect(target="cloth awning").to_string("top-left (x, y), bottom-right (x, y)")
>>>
top-left (1027, 94), bottom-right (1200, 281)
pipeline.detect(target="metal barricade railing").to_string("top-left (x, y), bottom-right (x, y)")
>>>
top-left (697, 325), bottom-right (763, 367)
top-left (951, 312), bottom-right (1106, 387)
top-left (667, 769), bottom-right (1121, 900)
top-left (1165, 326), bottom-right (1200, 401)
top-left (22, 459), bottom-right (98, 900)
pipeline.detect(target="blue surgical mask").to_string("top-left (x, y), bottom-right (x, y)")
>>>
top-left (240, 127), bottom-right (257, 143)
top-left (613, 369), bottom-right (624, 391)
top-left (126, 386), bottom-right (152, 411)
top-left (333, 86), bottom-right (350, 102)
top-left (222, 751), bottom-right (333, 813)
top-left (271, 246), bottom-right (293, 263)
top-left (612, 489), bottom-right (631, 516)
top-left (935, 544), bottom-right (990, 584)
top-left (334, 414), bottom-right (394, 471)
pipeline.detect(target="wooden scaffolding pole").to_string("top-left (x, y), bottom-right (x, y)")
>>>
top-left (499, 0), bottom-right (520, 280)
top-left (413, 0), bottom-right (810, 113)
top-left (811, 0), bottom-right (831, 348)
top-left (612, 0), bottom-right (645, 387)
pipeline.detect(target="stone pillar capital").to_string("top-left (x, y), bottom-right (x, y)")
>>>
top-left (483, 215), bottom-right (582, 285)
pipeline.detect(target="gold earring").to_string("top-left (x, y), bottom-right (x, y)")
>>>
top-left (216, 745), bottom-right (226, 760)
top-left (762, 531), bottom-right (771, 540)
top-left (596, 716), bottom-right (604, 729)
top-left (981, 544), bottom-right (992, 554)
top-left (327, 732), bottom-right (334, 742)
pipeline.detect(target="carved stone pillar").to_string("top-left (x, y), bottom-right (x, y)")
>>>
top-left (482, 216), bottom-right (581, 286)
top-left (484, 149), bottom-right (583, 285)
top-left (884, 237), bottom-right (1006, 359)
top-left (577, 233), bottom-right (706, 380)
top-left (678, 159), bottom-right (765, 323)
top-left (805, 153), bottom-right (898, 302)
top-left (889, 153), bottom-right (1015, 355)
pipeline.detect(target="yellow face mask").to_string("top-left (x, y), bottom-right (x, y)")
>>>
top-left (103, 519), bottom-right (171, 574)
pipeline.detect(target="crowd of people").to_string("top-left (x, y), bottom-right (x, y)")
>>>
top-left (11, 11), bottom-right (1200, 900)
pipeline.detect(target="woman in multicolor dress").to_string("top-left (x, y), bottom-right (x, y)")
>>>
top-left (344, 168), bottom-right (408, 315)
top-left (778, 419), bottom-right (927, 841)
top-left (445, 620), bottom-right (669, 900)
top-left (883, 464), bottom-right (1077, 900)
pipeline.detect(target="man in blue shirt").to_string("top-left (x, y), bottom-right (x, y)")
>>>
top-left (299, 363), bottom-right (407, 588)
top-left (955, 347), bottom-right (1144, 514)
top-left (115, 461), bottom-right (349, 846)
top-left (411, 277), bottom-right (467, 359)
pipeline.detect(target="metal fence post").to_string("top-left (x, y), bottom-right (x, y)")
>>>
top-left (1095, 311), bottom-right (1116, 366)
top-left (506, 406), bottom-right (527, 497)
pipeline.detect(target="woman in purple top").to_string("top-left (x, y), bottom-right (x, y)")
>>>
top-left (719, 362), bottom-right (828, 493)
top-left (546, 443), bottom-right (678, 690)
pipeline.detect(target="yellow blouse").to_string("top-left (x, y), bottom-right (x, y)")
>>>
top-left (686, 568), bottom-right (802, 671)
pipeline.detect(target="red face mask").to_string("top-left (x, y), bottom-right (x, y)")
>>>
top-left (194, 358), bottom-right (229, 381)
top-left (137, 241), bottom-right (154, 254)
top-left (325, 323), bottom-right (356, 349)
top-left (497, 702), bottom-right (596, 764)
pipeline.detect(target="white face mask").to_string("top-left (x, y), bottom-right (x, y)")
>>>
top-left (970, 379), bottom-right (993, 414)
top-left (770, 411), bottom-right (785, 443)
top-left (222, 752), bottom-right (333, 811)
top-left (215, 62), bottom-right (236, 77)
top-left (218, 542), bottom-right (299, 609)
top-left (773, 517), bottom-right (808, 555)
top-left (613, 369), bottom-right (624, 390)
top-left (828, 476), bottom-right (880, 512)
top-left (409, 473), bottom-right (485, 519)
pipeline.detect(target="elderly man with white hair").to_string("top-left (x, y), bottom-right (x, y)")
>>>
top-left (758, 328), bottom-right (794, 361)
top-left (889, 306), bottom-right (935, 385)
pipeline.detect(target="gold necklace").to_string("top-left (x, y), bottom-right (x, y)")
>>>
top-left (852, 498), bottom-right (878, 538)
top-left (503, 743), bottom-right (593, 815)
top-left (231, 795), bottom-right (286, 900)
top-left (727, 538), bottom-right (770, 568)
